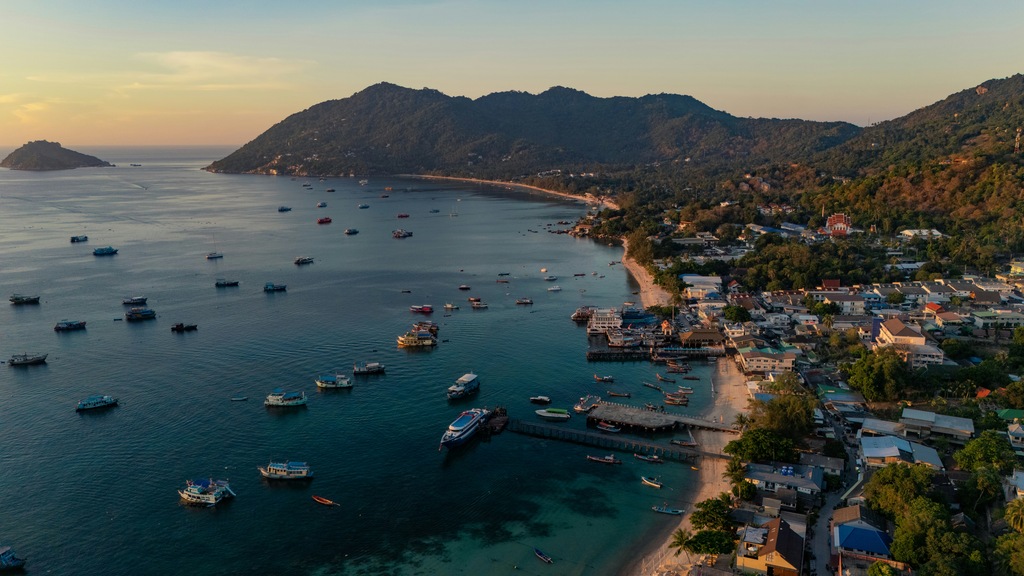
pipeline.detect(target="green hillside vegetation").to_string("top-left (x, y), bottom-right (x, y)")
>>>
top-left (0, 140), bottom-right (112, 171)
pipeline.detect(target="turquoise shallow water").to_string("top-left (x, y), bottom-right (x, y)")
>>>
top-left (0, 147), bottom-right (707, 575)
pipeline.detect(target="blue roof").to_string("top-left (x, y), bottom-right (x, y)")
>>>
top-left (837, 525), bottom-right (891, 556)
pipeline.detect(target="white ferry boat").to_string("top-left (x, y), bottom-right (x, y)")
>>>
top-left (446, 373), bottom-right (480, 400)
top-left (264, 389), bottom-right (307, 407)
top-left (353, 361), bottom-right (385, 375)
top-left (258, 461), bottom-right (313, 480)
top-left (315, 373), bottom-right (352, 389)
top-left (397, 330), bottom-right (436, 348)
top-left (439, 407), bottom-right (491, 450)
top-left (178, 478), bottom-right (235, 506)
top-left (586, 308), bottom-right (622, 336)
top-left (76, 395), bottom-right (118, 411)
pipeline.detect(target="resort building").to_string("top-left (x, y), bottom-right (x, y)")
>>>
top-left (738, 349), bottom-right (798, 373)
top-left (735, 517), bottom-right (804, 576)
top-left (677, 328), bottom-right (727, 357)
top-left (873, 318), bottom-right (946, 368)
top-left (744, 463), bottom-right (825, 496)
top-left (899, 407), bottom-right (974, 444)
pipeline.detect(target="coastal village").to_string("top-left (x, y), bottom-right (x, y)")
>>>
top-left (560, 208), bottom-right (1024, 576)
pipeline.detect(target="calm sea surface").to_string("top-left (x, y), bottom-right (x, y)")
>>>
top-left (0, 147), bottom-right (708, 575)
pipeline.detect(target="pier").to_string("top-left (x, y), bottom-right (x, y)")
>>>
top-left (587, 402), bottom-right (739, 435)
top-left (505, 419), bottom-right (724, 461)
top-left (586, 349), bottom-right (651, 362)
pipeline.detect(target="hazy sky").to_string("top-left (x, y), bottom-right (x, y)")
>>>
top-left (2, 0), bottom-right (1022, 146)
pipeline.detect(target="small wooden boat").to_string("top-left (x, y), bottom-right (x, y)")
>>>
top-left (529, 396), bottom-right (551, 404)
top-left (643, 382), bottom-right (663, 392)
top-left (652, 505), bottom-right (684, 515)
top-left (593, 373), bottom-right (614, 382)
top-left (586, 454), bottom-right (621, 465)
top-left (606, 391), bottom-right (631, 398)
top-left (312, 495), bottom-right (339, 506)
top-left (671, 439), bottom-right (698, 447)
top-left (534, 548), bottom-right (553, 564)
top-left (655, 373), bottom-right (675, 383)
top-left (634, 453), bottom-right (664, 464)
top-left (595, 421), bottom-right (620, 433)
top-left (230, 396), bottom-right (248, 402)
top-left (535, 408), bottom-right (570, 421)
top-left (691, 466), bottom-right (700, 471)
top-left (682, 375), bottom-right (700, 381)
top-left (664, 397), bottom-right (689, 406)
top-left (641, 476), bottom-right (663, 489)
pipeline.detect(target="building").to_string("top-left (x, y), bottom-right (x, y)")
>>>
top-left (831, 505), bottom-right (893, 563)
top-left (876, 319), bottom-right (925, 346)
top-left (899, 229), bottom-right (945, 240)
top-left (799, 453), bottom-right (845, 476)
top-left (744, 463), bottom-right (825, 496)
top-left (860, 435), bottom-right (944, 469)
top-left (735, 517), bottom-right (805, 576)
top-left (874, 318), bottom-right (945, 368)
top-left (738, 349), bottom-right (798, 373)
top-left (824, 293), bottom-right (866, 316)
top-left (825, 213), bottom-right (852, 237)
top-left (677, 328), bottom-right (727, 356)
top-left (1009, 422), bottom-right (1024, 454)
top-left (900, 407), bottom-right (975, 443)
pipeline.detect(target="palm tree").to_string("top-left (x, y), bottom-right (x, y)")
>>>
top-left (821, 313), bottom-right (835, 335)
top-left (733, 413), bottom-right (751, 430)
top-left (668, 528), bottom-right (692, 557)
top-left (722, 457), bottom-right (747, 488)
top-left (1006, 498), bottom-right (1024, 534)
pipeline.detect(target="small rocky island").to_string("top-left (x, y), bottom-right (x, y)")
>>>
top-left (0, 140), bottom-right (113, 171)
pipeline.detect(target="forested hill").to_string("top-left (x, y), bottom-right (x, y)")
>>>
top-left (204, 82), bottom-right (861, 177)
top-left (0, 140), bottom-right (112, 171)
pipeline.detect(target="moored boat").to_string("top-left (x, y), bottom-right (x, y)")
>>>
top-left (535, 408), bottom-right (570, 421)
top-left (122, 296), bottom-right (147, 305)
top-left (458, 285), bottom-right (471, 291)
top-left (446, 372), bottom-right (480, 400)
top-left (125, 307), bottom-right (156, 321)
top-left (278, 206), bottom-right (292, 212)
top-left (542, 275), bottom-right (557, 281)
top-left (670, 439), bottom-right (698, 447)
top-left (396, 330), bottom-right (436, 348)
top-left (534, 548), bottom-right (553, 564)
top-left (438, 407), bottom-right (491, 450)
top-left (0, 545), bottom-right (26, 570)
top-left (396, 213), bottom-right (409, 218)
top-left (264, 389), bottom-right (307, 407)
top-left (258, 461), bottom-right (313, 480)
top-left (317, 217), bottom-right (332, 224)
top-left (515, 297), bottom-right (533, 305)
top-left (392, 228), bottom-right (413, 238)
top-left (76, 394), bottom-right (118, 411)
top-left (343, 228), bottom-right (358, 235)
top-left (352, 361), bottom-right (385, 375)
top-left (443, 302), bottom-right (459, 310)
top-left (682, 375), bottom-right (700, 381)
top-left (570, 305), bottom-right (596, 321)
top-left (643, 382), bottom-right (663, 391)
top-left (607, 391), bottom-right (631, 398)
top-left (315, 373), bottom-right (352, 389)
top-left (595, 421), bottom-right (621, 433)
top-left (70, 234), bottom-right (88, 243)
top-left (206, 252), bottom-right (224, 260)
top-left (54, 319), bottom-right (87, 331)
top-left (170, 323), bottom-right (198, 332)
top-left (529, 395), bottom-right (551, 404)
top-left (294, 256), bottom-right (315, 265)
top-left (652, 505), bottom-right (684, 515)
top-left (586, 454), bottom-right (621, 464)
top-left (358, 203), bottom-right (369, 209)
top-left (8, 353), bottom-right (47, 366)
top-left (9, 294), bottom-right (40, 305)
top-left (470, 301), bottom-right (488, 309)
top-left (634, 453), bottom-right (664, 463)
top-left (93, 246), bottom-right (118, 256)
top-left (656, 373), bottom-right (675, 383)
top-left (546, 285), bottom-right (561, 292)
top-left (593, 373), bottom-right (614, 382)
top-left (178, 478), bottom-right (235, 507)
top-left (641, 476), bottom-right (663, 489)
top-left (409, 304), bottom-right (433, 314)
top-left (312, 495), bottom-right (339, 506)
top-left (263, 282), bottom-right (287, 292)
top-left (215, 279), bottom-right (239, 287)
top-left (316, 201), bottom-right (327, 208)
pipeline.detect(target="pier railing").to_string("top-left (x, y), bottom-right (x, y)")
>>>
top-left (505, 419), bottom-right (729, 461)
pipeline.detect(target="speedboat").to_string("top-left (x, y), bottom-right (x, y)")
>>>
top-left (458, 285), bottom-right (471, 291)
top-left (178, 478), bottom-right (235, 507)
top-left (125, 307), bottom-right (156, 321)
top-left (54, 319), bottom-right (87, 331)
top-left (470, 301), bottom-right (488, 309)
top-left (0, 545), bottom-right (26, 570)
top-left (258, 461), bottom-right (313, 480)
top-left (446, 372), bottom-right (479, 400)
top-left (343, 228), bottom-right (359, 235)
top-left (93, 246), bottom-right (118, 256)
top-left (535, 408), bottom-right (570, 421)
top-left (316, 201), bottom-right (327, 207)
top-left (264, 282), bottom-right (287, 292)
top-left (70, 234), bottom-right (89, 243)
top-left (76, 395), bottom-right (118, 411)
top-left (642, 476), bottom-right (663, 489)
top-left (264, 389), bottom-right (307, 407)
top-left (543, 275), bottom-right (557, 281)
top-left (170, 323), bottom-right (198, 332)
top-left (586, 454), bottom-right (621, 464)
top-left (546, 285), bottom-right (562, 292)
top-left (529, 395), bottom-right (551, 404)
top-left (392, 229), bottom-right (413, 238)
top-left (439, 407), bottom-right (491, 450)
top-left (215, 279), bottom-right (239, 287)
top-left (315, 373), bottom-right (352, 389)
top-left (358, 203), bottom-right (370, 209)
top-left (294, 256), bottom-right (315, 265)
top-left (9, 294), bottom-right (40, 305)
top-left (352, 361), bottom-right (385, 375)
top-left (443, 303), bottom-right (459, 310)
top-left (122, 296), bottom-right (147, 305)
top-left (206, 252), bottom-right (224, 260)
top-left (634, 453), bottom-right (664, 463)
top-left (8, 353), bottom-right (47, 366)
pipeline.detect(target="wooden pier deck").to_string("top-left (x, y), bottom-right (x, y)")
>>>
top-left (587, 402), bottom-right (740, 435)
top-left (505, 418), bottom-right (729, 462)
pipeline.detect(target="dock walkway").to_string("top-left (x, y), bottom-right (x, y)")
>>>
top-left (588, 402), bottom-right (740, 434)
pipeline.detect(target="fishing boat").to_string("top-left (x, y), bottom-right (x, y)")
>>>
top-left (54, 319), bottom-right (87, 331)
top-left (586, 454), bottom-right (621, 464)
top-left (546, 285), bottom-right (561, 292)
top-left (263, 282), bottom-right (287, 292)
top-left (642, 476), bottom-right (663, 489)
top-left (9, 294), bottom-right (40, 305)
top-left (230, 396), bottom-right (248, 402)
top-left (664, 398), bottom-right (689, 407)
top-left (574, 394), bottom-right (601, 413)
top-left (656, 373), bottom-right (675, 383)
top-left (125, 307), bottom-right (156, 321)
top-left (534, 548), bottom-right (553, 564)
top-left (8, 353), bottom-right (47, 366)
top-left (595, 421), bottom-right (621, 433)
top-left (439, 407), bottom-right (491, 450)
top-left (358, 179), bottom-right (369, 185)
top-left (607, 391), bottom-right (631, 398)
top-left (515, 297), bottom-right (533, 305)
top-left (682, 375), bottom-right (700, 381)
top-left (264, 389), bottom-right (307, 407)
top-left (315, 373), bottom-right (352, 389)
top-left (467, 296), bottom-right (481, 302)
top-left (122, 296), bottom-right (147, 305)
top-left (353, 361), bottom-right (385, 375)
top-left (0, 545), bottom-right (26, 570)
top-left (206, 252), bottom-right (224, 260)
top-left (317, 217), bottom-right (332, 224)
top-left (470, 301), bottom-right (488, 309)
top-left (396, 330), bottom-right (437, 348)
top-left (343, 228), bottom-right (358, 235)
top-left (294, 256), bottom-right (315, 265)
top-left (215, 279), bottom-right (239, 287)
top-left (446, 372), bottom-right (480, 400)
top-left (443, 303), bottom-right (459, 310)
top-left (652, 505), bottom-right (684, 515)
top-left (312, 495), bottom-right (339, 506)
top-left (634, 453), bottom-right (664, 463)
top-left (409, 304), bottom-right (434, 314)
top-left (643, 382), bottom-right (663, 391)
top-left (593, 374), bottom-right (614, 382)
top-left (277, 206), bottom-right (292, 212)
top-left (76, 395), bottom-right (118, 411)
top-left (542, 275), bottom-right (557, 281)
top-left (170, 323), bottom-right (198, 332)
top-left (535, 408), bottom-right (570, 421)
top-left (392, 228), bottom-right (413, 238)
top-left (178, 478), bottom-right (235, 507)
top-left (529, 395), bottom-right (551, 404)
top-left (258, 461), bottom-right (313, 480)
top-left (70, 234), bottom-right (89, 243)
top-left (93, 246), bottom-right (118, 256)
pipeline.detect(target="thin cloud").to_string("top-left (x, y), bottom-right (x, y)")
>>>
top-left (118, 51), bottom-right (314, 92)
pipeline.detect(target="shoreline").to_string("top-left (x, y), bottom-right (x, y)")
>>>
top-left (620, 237), bottom-right (671, 308)
top-left (407, 174), bottom-right (620, 210)
top-left (625, 358), bottom-right (748, 576)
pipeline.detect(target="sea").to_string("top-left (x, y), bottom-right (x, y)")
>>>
top-left (0, 146), bottom-right (710, 576)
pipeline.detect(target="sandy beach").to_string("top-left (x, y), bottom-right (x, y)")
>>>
top-left (626, 358), bottom-right (749, 576)
top-left (620, 237), bottom-right (671, 308)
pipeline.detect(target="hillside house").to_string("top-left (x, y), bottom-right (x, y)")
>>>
top-left (735, 517), bottom-right (805, 576)
top-left (900, 408), bottom-right (974, 444)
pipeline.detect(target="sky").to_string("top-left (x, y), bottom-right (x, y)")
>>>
top-left (2, 0), bottom-right (1023, 147)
